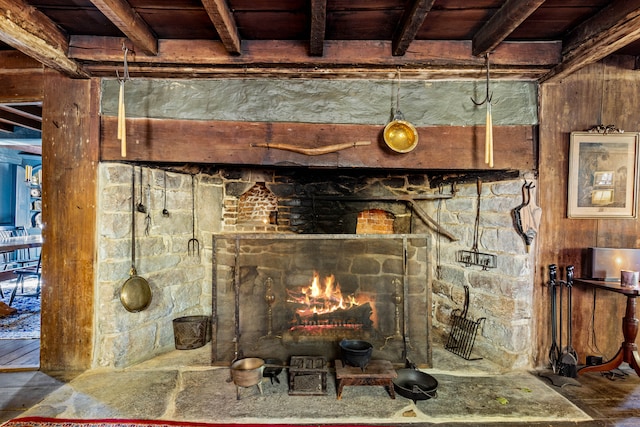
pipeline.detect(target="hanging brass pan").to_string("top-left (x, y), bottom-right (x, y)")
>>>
top-left (120, 166), bottom-right (152, 313)
top-left (383, 112), bottom-right (419, 153)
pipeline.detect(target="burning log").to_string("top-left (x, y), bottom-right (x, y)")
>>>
top-left (292, 302), bottom-right (373, 329)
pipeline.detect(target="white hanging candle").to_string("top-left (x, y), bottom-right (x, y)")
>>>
top-left (117, 46), bottom-right (130, 158)
top-left (118, 81), bottom-right (126, 157)
top-left (485, 102), bottom-right (493, 167)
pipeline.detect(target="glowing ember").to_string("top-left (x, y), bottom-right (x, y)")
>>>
top-left (287, 271), bottom-right (359, 317)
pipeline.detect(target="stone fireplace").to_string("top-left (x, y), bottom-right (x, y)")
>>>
top-left (212, 233), bottom-right (431, 366)
top-left (94, 163), bottom-right (536, 371)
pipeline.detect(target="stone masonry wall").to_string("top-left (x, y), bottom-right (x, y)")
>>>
top-left (94, 163), bottom-right (222, 368)
top-left (94, 163), bottom-right (536, 370)
top-left (422, 177), bottom-right (537, 369)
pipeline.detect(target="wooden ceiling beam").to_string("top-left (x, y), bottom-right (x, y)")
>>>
top-left (69, 37), bottom-right (561, 74)
top-left (541, 2), bottom-right (640, 82)
top-left (472, 0), bottom-right (546, 57)
top-left (309, 0), bottom-right (327, 56)
top-left (392, 0), bottom-right (435, 56)
top-left (201, 0), bottom-right (241, 55)
top-left (0, 0), bottom-right (88, 78)
top-left (0, 104), bottom-right (42, 122)
top-left (0, 107), bottom-right (41, 131)
top-left (88, 0), bottom-right (158, 56)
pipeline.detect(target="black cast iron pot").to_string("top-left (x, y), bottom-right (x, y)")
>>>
top-left (339, 339), bottom-right (373, 371)
top-left (262, 358), bottom-right (283, 384)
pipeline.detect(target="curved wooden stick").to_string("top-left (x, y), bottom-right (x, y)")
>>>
top-left (252, 141), bottom-right (371, 156)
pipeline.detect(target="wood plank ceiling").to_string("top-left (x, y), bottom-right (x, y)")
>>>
top-left (2, 0), bottom-right (640, 139)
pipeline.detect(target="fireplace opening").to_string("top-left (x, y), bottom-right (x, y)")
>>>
top-left (238, 182), bottom-right (278, 225)
top-left (286, 270), bottom-right (375, 338)
top-left (212, 234), bottom-right (432, 367)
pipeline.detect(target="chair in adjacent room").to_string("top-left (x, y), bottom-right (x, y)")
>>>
top-left (9, 254), bottom-right (42, 306)
top-left (12, 226), bottom-right (40, 268)
top-left (0, 229), bottom-right (15, 299)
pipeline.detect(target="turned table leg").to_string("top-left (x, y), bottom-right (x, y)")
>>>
top-left (580, 295), bottom-right (640, 376)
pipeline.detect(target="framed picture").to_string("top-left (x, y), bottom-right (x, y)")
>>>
top-left (568, 131), bottom-right (639, 218)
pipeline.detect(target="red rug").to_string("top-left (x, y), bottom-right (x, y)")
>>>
top-left (3, 418), bottom-right (391, 427)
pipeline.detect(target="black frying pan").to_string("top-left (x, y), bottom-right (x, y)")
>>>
top-left (393, 368), bottom-right (438, 403)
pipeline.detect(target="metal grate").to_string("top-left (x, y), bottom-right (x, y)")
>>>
top-left (445, 286), bottom-right (485, 360)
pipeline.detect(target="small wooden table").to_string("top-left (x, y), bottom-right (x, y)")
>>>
top-left (574, 279), bottom-right (640, 377)
top-left (0, 234), bottom-right (42, 252)
top-left (335, 359), bottom-right (397, 400)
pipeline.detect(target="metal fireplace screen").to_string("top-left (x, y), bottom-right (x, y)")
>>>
top-left (211, 233), bottom-right (432, 367)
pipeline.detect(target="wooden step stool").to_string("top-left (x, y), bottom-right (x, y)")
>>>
top-left (335, 359), bottom-right (397, 399)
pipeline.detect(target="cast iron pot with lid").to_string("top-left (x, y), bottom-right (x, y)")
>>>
top-left (393, 362), bottom-right (438, 403)
top-left (120, 166), bottom-right (152, 313)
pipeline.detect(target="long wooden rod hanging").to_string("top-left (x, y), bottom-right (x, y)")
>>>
top-left (117, 44), bottom-right (130, 157)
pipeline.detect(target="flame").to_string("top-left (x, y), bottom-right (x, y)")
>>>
top-left (289, 271), bottom-right (358, 317)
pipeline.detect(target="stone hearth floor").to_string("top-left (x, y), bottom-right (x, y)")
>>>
top-left (2, 343), bottom-right (639, 426)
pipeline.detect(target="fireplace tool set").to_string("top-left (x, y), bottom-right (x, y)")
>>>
top-left (547, 264), bottom-right (579, 378)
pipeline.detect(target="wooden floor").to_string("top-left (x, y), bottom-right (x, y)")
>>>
top-left (0, 339), bottom-right (40, 371)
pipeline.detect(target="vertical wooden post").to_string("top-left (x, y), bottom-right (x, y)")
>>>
top-left (40, 70), bottom-right (99, 371)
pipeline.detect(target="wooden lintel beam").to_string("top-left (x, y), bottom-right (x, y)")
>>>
top-left (392, 0), bottom-right (435, 56)
top-left (88, 0), bottom-right (158, 56)
top-left (472, 0), bottom-right (546, 57)
top-left (201, 0), bottom-right (241, 55)
top-left (0, 71), bottom-right (44, 103)
top-left (100, 117), bottom-right (536, 171)
top-left (0, 0), bottom-right (88, 78)
top-left (0, 50), bottom-right (43, 70)
top-left (309, 0), bottom-right (327, 56)
top-left (541, 3), bottom-right (640, 82)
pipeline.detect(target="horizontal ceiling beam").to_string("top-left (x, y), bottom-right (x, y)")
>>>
top-left (472, 0), bottom-right (546, 57)
top-left (0, 0), bottom-right (88, 78)
top-left (0, 103), bottom-right (42, 121)
top-left (0, 106), bottom-right (42, 131)
top-left (88, 0), bottom-right (158, 56)
top-left (201, 0), bottom-right (241, 55)
top-left (541, 2), bottom-right (640, 82)
top-left (69, 37), bottom-right (562, 79)
top-left (392, 0), bottom-right (435, 56)
top-left (309, 0), bottom-right (327, 56)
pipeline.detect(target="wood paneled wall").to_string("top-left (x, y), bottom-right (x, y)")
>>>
top-left (40, 70), bottom-right (99, 372)
top-left (537, 56), bottom-right (640, 367)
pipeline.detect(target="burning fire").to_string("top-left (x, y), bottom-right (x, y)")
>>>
top-left (288, 271), bottom-right (359, 317)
